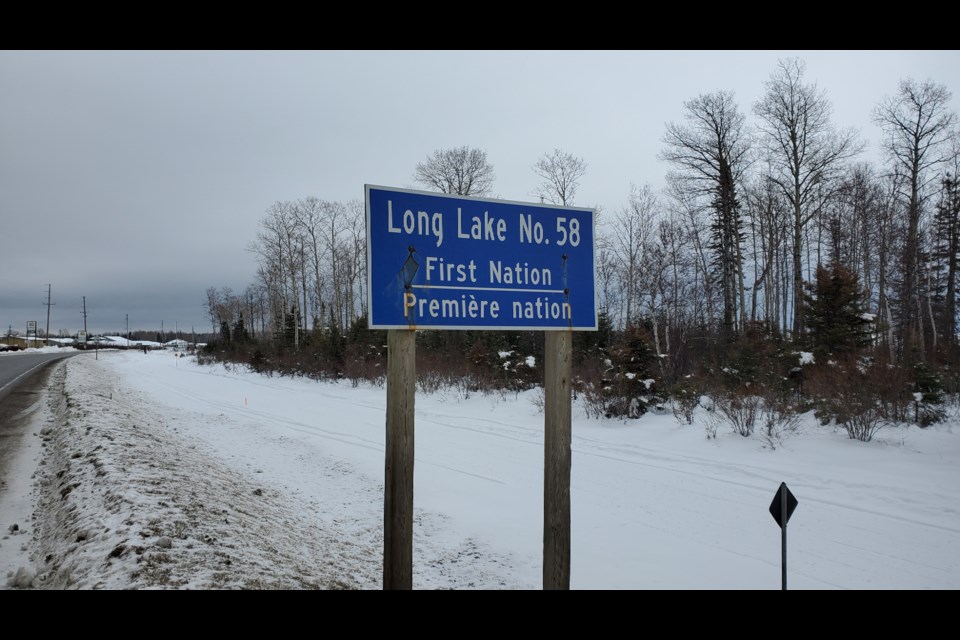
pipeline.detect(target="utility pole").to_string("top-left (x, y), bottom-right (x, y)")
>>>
top-left (43, 284), bottom-right (55, 345)
top-left (126, 313), bottom-right (129, 347)
top-left (82, 296), bottom-right (88, 335)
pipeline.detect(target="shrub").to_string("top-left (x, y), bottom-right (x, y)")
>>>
top-left (712, 390), bottom-right (762, 437)
top-left (249, 349), bottom-right (267, 373)
top-left (706, 386), bottom-right (802, 443)
top-left (804, 357), bottom-right (896, 442)
top-left (670, 375), bottom-right (702, 426)
top-left (841, 406), bottom-right (885, 442)
top-left (760, 398), bottom-right (802, 448)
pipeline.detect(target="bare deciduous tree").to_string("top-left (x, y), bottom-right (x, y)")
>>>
top-left (248, 201), bottom-right (305, 345)
top-left (608, 184), bottom-right (658, 328)
top-left (666, 185), bottom-right (718, 330)
top-left (874, 78), bottom-right (957, 355)
top-left (413, 146), bottom-right (495, 196)
top-left (754, 58), bottom-right (862, 337)
top-left (742, 173), bottom-right (790, 330)
top-left (532, 148), bottom-right (587, 206)
top-left (344, 199), bottom-right (368, 323)
top-left (662, 90), bottom-right (751, 336)
top-left (291, 196), bottom-right (328, 331)
top-left (244, 195), bottom-right (370, 345)
top-left (205, 286), bottom-right (220, 335)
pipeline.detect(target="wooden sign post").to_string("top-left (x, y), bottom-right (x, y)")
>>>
top-left (543, 331), bottom-right (572, 589)
top-left (367, 186), bottom-right (596, 590)
top-left (384, 329), bottom-right (416, 589)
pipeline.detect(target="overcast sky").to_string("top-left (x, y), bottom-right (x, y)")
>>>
top-left (2, 50), bottom-right (958, 336)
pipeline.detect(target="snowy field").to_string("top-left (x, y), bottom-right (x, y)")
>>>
top-left (2, 349), bottom-right (959, 589)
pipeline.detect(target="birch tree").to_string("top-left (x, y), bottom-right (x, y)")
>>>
top-left (874, 78), bottom-right (957, 355)
top-left (754, 58), bottom-right (862, 337)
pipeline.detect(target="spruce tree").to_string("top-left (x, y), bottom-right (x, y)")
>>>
top-left (283, 306), bottom-right (297, 347)
top-left (932, 174), bottom-right (960, 345)
top-left (803, 263), bottom-right (872, 358)
top-left (233, 313), bottom-right (249, 344)
top-left (575, 308), bottom-right (612, 360)
top-left (323, 308), bottom-right (346, 368)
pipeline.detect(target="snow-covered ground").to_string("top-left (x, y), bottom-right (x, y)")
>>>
top-left (2, 350), bottom-right (959, 589)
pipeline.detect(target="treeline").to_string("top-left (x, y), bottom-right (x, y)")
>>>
top-left (124, 329), bottom-right (216, 344)
top-left (201, 59), bottom-right (960, 441)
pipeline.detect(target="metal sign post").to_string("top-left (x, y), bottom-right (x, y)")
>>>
top-left (769, 482), bottom-right (798, 590)
top-left (366, 185), bottom-right (596, 590)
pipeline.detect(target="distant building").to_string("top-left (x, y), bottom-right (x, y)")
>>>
top-left (1, 336), bottom-right (27, 350)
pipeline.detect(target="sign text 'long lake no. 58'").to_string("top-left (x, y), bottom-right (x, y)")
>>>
top-left (366, 185), bottom-right (597, 331)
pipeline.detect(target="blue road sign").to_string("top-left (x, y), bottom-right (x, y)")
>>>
top-left (366, 185), bottom-right (597, 331)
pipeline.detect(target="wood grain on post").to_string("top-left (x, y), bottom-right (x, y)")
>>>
top-left (543, 330), bottom-right (572, 590)
top-left (384, 329), bottom-right (415, 590)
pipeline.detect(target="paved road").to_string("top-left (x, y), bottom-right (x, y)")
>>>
top-left (0, 351), bottom-right (78, 497)
top-left (0, 352), bottom-right (76, 404)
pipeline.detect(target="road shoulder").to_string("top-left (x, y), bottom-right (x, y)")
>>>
top-left (0, 362), bottom-right (61, 588)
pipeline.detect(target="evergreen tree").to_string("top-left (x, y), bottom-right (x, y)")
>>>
top-left (233, 313), bottom-right (249, 344)
top-left (283, 306), bottom-right (297, 347)
top-left (596, 322), bottom-right (658, 418)
top-left (347, 313), bottom-right (372, 346)
top-left (219, 319), bottom-right (232, 344)
top-left (322, 308), bottom-right (346, 367)
top-left (803, 263), bottom-right (872, 358)
top-left (709, 164), bottom-right (745, 338)
top-left (932, 174), bottom-right (960, 345)
top-left (345, 313), bottom-right (385, 364)
top-left (574, 308), bottom-right (612, 363)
